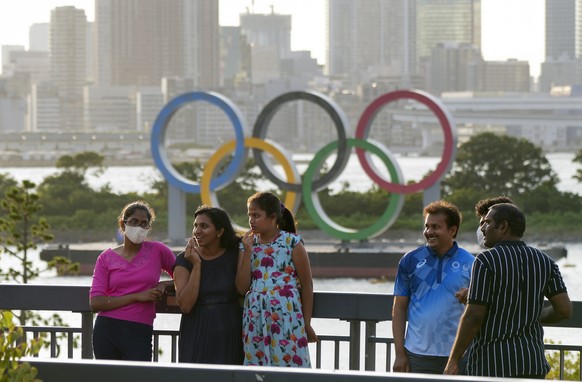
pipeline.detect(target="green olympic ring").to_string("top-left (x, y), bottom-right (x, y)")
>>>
top-left (302, 138), bottom-right (405, 241)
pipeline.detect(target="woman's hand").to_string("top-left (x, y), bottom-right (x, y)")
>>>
top-left (184, 238), bottom-right (202, 266)
top-left (135, 288), bottom-right (163, 302)
top-left (241, 230), bottom-right (254, 253)
top-left (306, 324), bottom-right (318, 343)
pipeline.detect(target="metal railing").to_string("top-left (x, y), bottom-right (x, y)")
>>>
top-left (1, 284), bottom-right (581, 378)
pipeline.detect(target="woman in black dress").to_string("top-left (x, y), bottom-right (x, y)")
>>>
top-left (173, 206), bottom-right (243, 364)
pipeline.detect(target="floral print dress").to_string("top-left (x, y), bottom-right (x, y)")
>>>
top-left (241, 231), bottom-right (311, 367)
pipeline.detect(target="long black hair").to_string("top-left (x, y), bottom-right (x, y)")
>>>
top-left (194, 205), bottom-right (241, 249)
top-left (247, 192), bottom-right (297, 233)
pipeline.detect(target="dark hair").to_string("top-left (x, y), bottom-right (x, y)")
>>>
top-left (194, 205), bottom-right (241, 250)
top-left (423, 200), bottom-right (462, 238)
top-left (488, 203), bottom-right (526, 238)
top-left (475, 196), bottom-right (514, 217)
top-left (118, 201), bottom-right (155, 228)
top-left (247, 192), bottom-right (297, 233)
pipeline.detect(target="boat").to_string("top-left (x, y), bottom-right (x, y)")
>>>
top-left (39, 240), bottom-right (568, 278)
top-left (38, 241), bottom-right (405, 278)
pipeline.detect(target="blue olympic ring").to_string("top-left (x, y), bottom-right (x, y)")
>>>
top-left (150, 91), bottom-right (246, 194)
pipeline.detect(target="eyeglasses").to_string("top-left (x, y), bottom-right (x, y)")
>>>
top-left (124, 219), bottom-right (151, 229)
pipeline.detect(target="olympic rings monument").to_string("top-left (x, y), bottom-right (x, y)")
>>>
top-left (151, 89), bottom-right (457, 246)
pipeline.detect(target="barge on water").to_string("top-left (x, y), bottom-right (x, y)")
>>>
top-left (39, 240), bottom-right (568, 279)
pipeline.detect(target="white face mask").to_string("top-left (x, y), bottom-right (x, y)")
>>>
top-left (125, 225), bottom-right (149, 244)
top-left (476, 225), bottom-right (486, 248)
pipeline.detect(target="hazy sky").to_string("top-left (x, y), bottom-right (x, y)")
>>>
top-left (0, 0), bottom-right (545, 76)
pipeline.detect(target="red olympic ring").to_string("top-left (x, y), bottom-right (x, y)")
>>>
top-left (355, 89), bottom-right (456, 194)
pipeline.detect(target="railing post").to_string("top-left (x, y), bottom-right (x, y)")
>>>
top-left (364, 321), bottom-right (376, 371)
top-left (348, 320), bottom-right (360, 370)
top-left (80, 312), bottom-right (93, 359)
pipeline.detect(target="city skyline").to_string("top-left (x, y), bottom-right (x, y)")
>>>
top-left (0, 0), bottom-right (545, 76)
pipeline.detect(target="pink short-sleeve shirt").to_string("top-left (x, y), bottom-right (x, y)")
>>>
top-left (89, 241), bottom-right (176, 326)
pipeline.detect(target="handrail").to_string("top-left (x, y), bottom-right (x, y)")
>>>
top-left (2, 284), bottom-right (581, 374)
top-left (2, 284), bottom-right (580, 327)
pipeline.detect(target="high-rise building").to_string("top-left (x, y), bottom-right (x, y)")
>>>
top-left (416, 0), bottom-right (481, 61)
top-left (428, 42), bottom-right (483, 95)
top-left (29, 23), bottom-right (50, 52)
top-left (221, 26), bottom-right (251, 88)
top-left (545, 0), bottom-right (582, 61)
top-left (326, 0), bottom-right (417, 86)
top-left (239, 10), bottom-right (292, 84)
top-left (481, 59), bottom-right (530, 93)
top-left (327, 0), bottom-right (480, 89)
top-left (541, 0), bottom-right (582, 92)
top-left (1, 45), bottom-right (25, 76)
top-left (95, 0), bottom-right (219, 88)
top-left (50, 6), bottom-right (87, 131)
top-left (30, 82), bottom-right (61, 132)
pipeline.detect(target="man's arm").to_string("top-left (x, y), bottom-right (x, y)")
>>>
top-left (443, 303), bottom-right (488, 375)
top-left (539, 292), bottom-right (572, 324)
top-left (392, 295), bottom-right (410, 372)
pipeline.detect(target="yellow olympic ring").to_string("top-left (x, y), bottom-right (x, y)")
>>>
top-left (200, 137), bottom-right (300, 233)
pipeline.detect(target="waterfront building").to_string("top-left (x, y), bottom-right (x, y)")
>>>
top-left (326, 0), bottom-right (416, 87)
top-left (0, 97), bottom-right (26, 133)
top-left (30, 82), bottom-right (61, 132)
top-left (239, 10), bottom-right (292, 85)
top-left (546, 0), bottom-right (582, 61)
top-left (50, 6), bottom-right (87, 131)
top-left (95, 0), bottom-right (219, 89)
top-left (4, 50), bottom-right (50, 86)
top-left (541, 0), bottom-right (582, 92)
top-left (83, 86), bottom-right (134, 132)
top-left (326, 0), bottom-right (480, 90)
top-left (29, 23), bottom-right (50, 52)
top-left (136, 87), bottom-right (164, 133)
top-left (1, 45), bottom-right (25, 76)
top-left (416, 0), bottom-right (481, 61)
top-left (481, 59), bottom-right (531, 93)
top-left (220, 26), bottom-right (251, 89)
top-left (427, 42), bottom-right (483, 95)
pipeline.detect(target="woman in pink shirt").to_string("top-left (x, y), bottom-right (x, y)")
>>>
top-left (89, 200), bottom-right (175, 361)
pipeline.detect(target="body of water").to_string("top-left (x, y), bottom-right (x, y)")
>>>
top-left (1, 152), bottom-right (580, 195)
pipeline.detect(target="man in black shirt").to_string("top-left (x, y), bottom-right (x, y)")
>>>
top-left (444, 203), bottom-right (572, 378)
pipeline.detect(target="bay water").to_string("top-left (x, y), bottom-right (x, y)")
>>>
top-left (2, 152), bottom-right (581, 195)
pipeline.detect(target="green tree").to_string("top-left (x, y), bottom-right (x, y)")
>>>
top-left (443, 132), bottom-right (559, 197)
top-left (55, 151), bottom-right (105, 178)
top-left (36, 160), bottom-right (128, 238)
top-left (0, 180), bottom-right (55, 286)
top-left (0, 180), bottom-right (76, 335)
top-left (545, 340), bottom-right (581, 380)
top-left (0, 173), bottom-right (17, 198)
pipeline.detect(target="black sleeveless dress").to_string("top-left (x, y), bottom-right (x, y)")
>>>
top-left (174, 248), bottom-right (243, 364)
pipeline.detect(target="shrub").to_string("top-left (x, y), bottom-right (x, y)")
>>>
top-left (0, 310), bottom-right (42, 382)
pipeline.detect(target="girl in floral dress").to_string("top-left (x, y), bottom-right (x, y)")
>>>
top-left (236, 192), bottom-right (318, 367)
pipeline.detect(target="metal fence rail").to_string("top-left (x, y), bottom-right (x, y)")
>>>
top-left (1, 284), bottom-right (581, 378)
